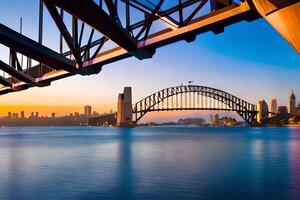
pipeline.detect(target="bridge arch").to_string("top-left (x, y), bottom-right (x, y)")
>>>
top-left (132, 85), bottom-right (257, 125)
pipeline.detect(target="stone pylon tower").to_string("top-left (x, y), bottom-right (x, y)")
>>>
top-left (257, 100), bottom-right (268, 124)
top-left (116, 87), bottom-right (134, 127)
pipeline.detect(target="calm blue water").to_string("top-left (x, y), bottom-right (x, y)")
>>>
top-left (0, 126), bottom-right (300, 200)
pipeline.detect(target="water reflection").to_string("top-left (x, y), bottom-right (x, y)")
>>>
top-left (250, 128), bottom-right (291, 200)
top-left (0, 127), bottom-right (299, 200)
top-left (289, 128), bottom-right (300, 200)
top-left (116, 128), bottom-right (133, 200)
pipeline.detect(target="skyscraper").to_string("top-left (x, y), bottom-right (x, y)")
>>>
top-left (12, 113), bottom-right (19, 119)
top-left (20, 111), bottom-right (25, 119)
top-left (7, 112), bottom-right (11, 119)
top-left (214, 114), bottom-right (219, 125)
top-left (210, 114), bottom-right (214, 125)
top-left (278, 106), bottom-right (288, 115)
top-left (270, 98), bottom-right (278, 114)
top-left (289, 90), bottom-right (296, 114)
top-left (84, 105), bottom-right (92, 117)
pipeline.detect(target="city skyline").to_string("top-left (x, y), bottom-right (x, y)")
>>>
top-left (0, 89), bottom-right (299, 123)
top-left (0, 1), bottom-right (299, 122)
top-left (0, 105), bottom-right (111, 118)
top-left (1, 88), bottom-right (299, 124)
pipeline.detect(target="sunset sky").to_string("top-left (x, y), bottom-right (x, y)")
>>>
top-left (0, 1), bottom-right (299, 122)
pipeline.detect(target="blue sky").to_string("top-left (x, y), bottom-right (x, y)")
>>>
top-left (0, 1), bottom-right (299, 120)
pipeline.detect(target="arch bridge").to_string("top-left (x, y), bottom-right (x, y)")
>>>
top-left (117, 85), bottom-right (258, 126)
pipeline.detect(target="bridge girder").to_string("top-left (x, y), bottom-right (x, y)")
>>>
top-left (0, 60), bottom-right (35, 85)
top-left (0, 24), bottom-right (77, 73)
top-left (0, 75), bottom-right (12, 87)
top-left (48, 0), bottom-right (154, 60)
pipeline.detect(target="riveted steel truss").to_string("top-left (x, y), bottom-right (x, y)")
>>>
top-left (0, 0), bottom-right (261, 95)
top-left (132, 85), bottom-right (258, 126)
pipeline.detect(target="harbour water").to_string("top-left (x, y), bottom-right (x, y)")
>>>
top-left (0, 126), bottom-right (300, 200)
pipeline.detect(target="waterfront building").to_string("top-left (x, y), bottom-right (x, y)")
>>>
top-left (209, 114), bottom-right (220, 125)
top-left (20, 111), bottom-right (25, 119)
top-left (84, 105), bottom-right (92, 117)
top-left (278, 106), bottom-right (288, 115)
top-left (88, 114), bottom-right (116, 126)
top-left (92, 111), bottom-right (99, 117)
top-left (178, 118), bottom-right (205, 125)
top-left (257, 100), bottom-right (268, 124)
top-left (51, 113), bottom-right (55, 118)
top-left (270, 98), bottom-right (278, 114)
top-left (7, 112), bottom-right (11, 119)
top-left (12, 113), bottom-right (19, 119)
top-left (296, 103), bottom-right (300, 115)
top-left (210, 114), bottom-right (214, 125)
top-left (214, 114), bottom-right (219, 125)
top-left (290, 90), bottom-right (296, 114)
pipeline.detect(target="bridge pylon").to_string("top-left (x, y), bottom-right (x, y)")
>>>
top-left (116, 87), bottom-right (135, 127)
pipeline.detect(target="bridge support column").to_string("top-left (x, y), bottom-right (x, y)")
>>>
top-left (116, 87), bottom-right (135, 127)
top-left (257, 100), bottom-right (269, 125)
top-left (252, 0), bottom-right (300, 54)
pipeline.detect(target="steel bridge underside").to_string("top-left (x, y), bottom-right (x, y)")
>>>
top-left (0, 0), bottom-right (260, 94)
top-left (0, 0), bottom-right (299, 97)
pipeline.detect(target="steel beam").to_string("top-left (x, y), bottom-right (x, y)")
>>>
top-left (43, 0), bottom-right (82, 66)
top-left (139, 3), bottom-right (258, 48)
top-left (0, 75), bottom-right (12, 87)
top-left (90, 2), bottom-right (259, 65)
top-left (0, 88), bottom-right (13, 95)
top-left (0, 60), bottom-right (35, 84)
top-left (49, 0), bottom-right (153, 59)
top-left (0, 23), bottom-right (77, 72)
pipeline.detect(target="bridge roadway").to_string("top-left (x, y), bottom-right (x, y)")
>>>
top-left (0, 0), bottom-right (299, 95)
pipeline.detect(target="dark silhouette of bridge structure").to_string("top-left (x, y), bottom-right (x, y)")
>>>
top-left (116, 85), bottom-right (258, 126)
top-left (0, 0), bottom-right (299, 95)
